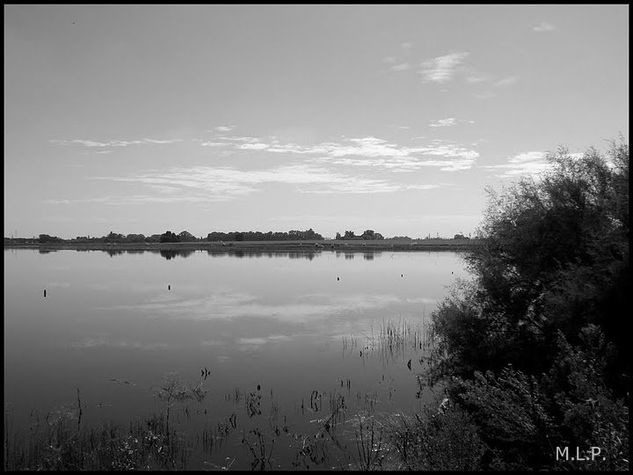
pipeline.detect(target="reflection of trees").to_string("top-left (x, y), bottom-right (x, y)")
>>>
top-left (158, 249), bottom-right (195, 260)
top-left (336, 251), bottom-right (382, 260)
top-left (204, 250), bottom-right (318, 260)
top-left (96, 249), bottom-right (196, 259)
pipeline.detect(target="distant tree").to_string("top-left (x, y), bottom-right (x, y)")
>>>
top-left (146, 234), bottom-right (162, 243)
top-left (160, 231), bottom-right (179, 243)
top-left (38, 234), bottom-right (63, 243)
top-left (205, 229), bottom-right (323, 242)
top-left (104, 231), bottom-right (125, 243)
top-left (125, 233), bottom-right (146, 243)
top-left (361, 229), bottom-right (375, 240)
top-left (335, 232), bottom-right (342, 240)
top-left (177, 231), bottom-right (197, 242)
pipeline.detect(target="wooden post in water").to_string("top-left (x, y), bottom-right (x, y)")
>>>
top-left (43, 289), bottom-right (46, 298)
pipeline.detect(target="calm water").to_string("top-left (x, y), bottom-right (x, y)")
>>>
top-left (4, 248), bottom-right (469, 469)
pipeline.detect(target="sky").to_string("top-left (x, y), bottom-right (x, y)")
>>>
top-left (4, 5), bottom-right (629, 239)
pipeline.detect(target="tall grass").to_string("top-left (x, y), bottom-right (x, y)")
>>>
top-left (3, 412), bottom-right (190, 471)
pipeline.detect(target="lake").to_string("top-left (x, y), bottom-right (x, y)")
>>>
top-left (4, 248), bottom-right (470, 469)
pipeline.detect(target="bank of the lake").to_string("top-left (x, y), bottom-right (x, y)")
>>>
top-left (4, 238), bottom-right (481, 253)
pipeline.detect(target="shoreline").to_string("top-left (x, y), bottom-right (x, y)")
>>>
top-left (4, 239), bottom-right (481, 253)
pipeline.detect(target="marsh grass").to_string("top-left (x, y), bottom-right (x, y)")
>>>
top-left (5, 387), bottom-right (409, 471)
top-left (3, 411), bottom-right (190, 471)
top-left (342, 314), bottom-right (434, 365)
top-left (382, 402), bottom-right (487, 471)
top-left (5, 364), bottom-right (433, 471)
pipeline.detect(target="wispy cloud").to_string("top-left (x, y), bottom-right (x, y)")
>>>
top-left (51, 138), bottom-right (183, 148)
top-left (465, 72), bottom-right (492, 84)
top-left (493, 76), bottom-right (519, 87)
top-left (532, 22), bottom-right (556, 32)
top-left (214, 125), bottom-right (235, 133)
top-left (390, 62), bottom-right (411, 72)
top-left (429, 118), bottom-right (475, 128)
top-left (419, 52), bottom-right (469, 84)
top-left (238, 143), bottom-right (269, 150)
top-left (79, 162), bottom-right (447, 205)
top-left (483, 151), bottom-right (553, 178)
top-left (199, 141), bottom-right (229, 147)
top-left (198, 134), bottom-right (479, 172)
top-left (429, 118), bottom-right (457, 128)
top-left (43, 194), bottom-right (216, 205)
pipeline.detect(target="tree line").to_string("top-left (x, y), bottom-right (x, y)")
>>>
top-left (9, 229), bottom-right (476, 244)
top-left (33, 228), bottom-right (326, 243)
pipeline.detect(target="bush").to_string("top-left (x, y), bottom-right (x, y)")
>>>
top-left (386, 401), bottom-right (486, 471)
top-left (424, 138), bottom-right (629, 471)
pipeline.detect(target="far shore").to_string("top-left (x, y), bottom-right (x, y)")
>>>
top-left (4, 238), bottom-right (481, 252)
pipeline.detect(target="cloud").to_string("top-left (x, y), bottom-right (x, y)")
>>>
top-left (419, 52), bottom-right (469, 84)
top-left (532, 22), bottom-right (556, 32)
top-left (43, 194), bottom-right (217, 206)
top-left (382, 56), bottom-right (397, 64)
top-left (238, 143), bottom-right (269, 150)
top-left (429, 118), bottom-right (458, 128)
top-left (483, 151), bottom-right (553, 178)
top-left (200, 141), bottom-right (229, 147)
top-left (83, 161), bottom-right (447, 205)
top-left (51, 138), bottom-right (183, 148)
top-left (197, 134), bottom-right (479, 172)
top-left (323, 137), bottom-right (478, 171)
top-left (390, 62), bottom-right (411, 71)
top-left (142, 139), bottom-right (183, 144)
top-left (214, 125), bottom-right (235, 132)
top-left (465, 72), bottom-right (492, 83)
top-left (494, 76), bottom-right (519, 87)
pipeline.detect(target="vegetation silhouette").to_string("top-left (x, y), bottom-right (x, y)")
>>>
top-left (392, 139), bottom-right (629, 471)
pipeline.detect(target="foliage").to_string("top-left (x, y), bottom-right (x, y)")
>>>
top-left (159, 230), bottom-right (180, 243)
top-left (206, 228), bottom-right (324, 241)
top-left (38, 234), bottom-right (63, 243)
top-left (385, 401), bottom-right (486, 471)
top-left (424, 139), bottom-right (629, 470)
top-left (335, 229), bottom-right (385, 240)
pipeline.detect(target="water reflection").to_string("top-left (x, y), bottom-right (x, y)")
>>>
top-left (159, 249), bottom-right (195, 260)
top-left (4, 248), bottom-right (469, 470)
top-left (33, 248), bottom-right (391, 261)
